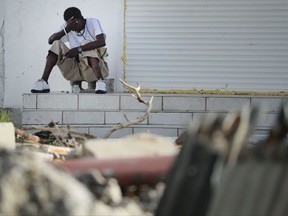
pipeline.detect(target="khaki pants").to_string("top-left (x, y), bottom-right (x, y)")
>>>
top-left (49, 40), bottom-right (109, 82)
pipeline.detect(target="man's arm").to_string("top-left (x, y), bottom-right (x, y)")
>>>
top-left (48, 30), bottom-right (66, 45)
top-left (48, 17), bottom-right (78, 44)
top-left (80, 33), bottom-right (106, 51)
top-left (64, 33), bottom-right (106, 58)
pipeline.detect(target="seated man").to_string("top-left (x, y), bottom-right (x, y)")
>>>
top-left (31, 7), bottom-right (109, 94)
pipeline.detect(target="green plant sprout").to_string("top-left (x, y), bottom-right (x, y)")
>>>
top-left (0, 109), bottom-right (13, 122)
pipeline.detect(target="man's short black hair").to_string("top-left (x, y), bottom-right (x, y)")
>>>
top-left (63, 7), bottom-right (83, 21)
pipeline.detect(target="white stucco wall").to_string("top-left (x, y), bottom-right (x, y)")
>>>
top-left (3, 0), bottom-right (124, 108)
top-left (0, 1), bottom-right (4, 106)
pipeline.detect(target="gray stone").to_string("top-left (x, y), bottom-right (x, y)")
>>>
top-left (0, 122), bottom-right (15, 150)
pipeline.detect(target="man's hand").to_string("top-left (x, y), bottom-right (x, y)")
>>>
top-left (48, 16), bottom-right (80, 45)
top-left (64, 47), bottom-right (79, 58)
top-left (65, 16), bottom-right (79, 32)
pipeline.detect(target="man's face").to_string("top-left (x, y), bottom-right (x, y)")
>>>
top-left (66, 17), bottom-right (82, 32)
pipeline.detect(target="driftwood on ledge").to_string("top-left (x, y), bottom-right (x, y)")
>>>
top-left (103, 79), bottom-right (154, 139)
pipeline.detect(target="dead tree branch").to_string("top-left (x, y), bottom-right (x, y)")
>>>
top-left (103, 79), bottom-right (154, 139)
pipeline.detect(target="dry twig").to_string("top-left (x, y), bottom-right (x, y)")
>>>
top-left (103, 79), bottom-right (154, 139)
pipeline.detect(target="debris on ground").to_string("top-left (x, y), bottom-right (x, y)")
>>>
top-left (1, 121), bottom-right (177, 215)
top-left (1, 100), bottom-right (288, 215)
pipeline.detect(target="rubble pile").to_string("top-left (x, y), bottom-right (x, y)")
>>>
top-left (1, 102), bottom-right (288, 215)
top-left (0, 125), bottom-right (179, 215)
top-left (0, 149), bottom-right (95, 215)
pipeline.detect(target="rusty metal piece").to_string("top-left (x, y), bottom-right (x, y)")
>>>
top-left (54, 156), bottom-right (175, 187)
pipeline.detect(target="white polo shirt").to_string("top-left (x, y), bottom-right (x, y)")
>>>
top-left (60, 18), bottom-right (105, 48)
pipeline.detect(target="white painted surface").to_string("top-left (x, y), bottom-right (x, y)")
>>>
top-left (2, 0), bottom-right (288, 109)
top-left (125, 0), bottom-right (288, 92)
top-left (3, 0), bottom-right (124, 108)
top-left (0, 2), bottom-right (4, 106)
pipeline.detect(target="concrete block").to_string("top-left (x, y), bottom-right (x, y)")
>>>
top-left (207, 97), bottom-right (250, 111)
top-left (22, 110), bottom-right (62, 125)
top-left (89, 126), bottom-right (133, 139)
top-left (251, 97), bottom-right (286, 113)
top-left (0, 123), bottom-right (15, 150)
top-left (178, 128), bottom-right (187, 136)
top-left (79, 95), bottom-right (120, 110)
top-left (71, 126), bottom-right (90, 134)
top-left (149, 112), bottom-right (192, 125)
top-left (37, 94), bottom-right (78, 109)
top-left (120, 95), bottom-right (162, 111)
top-left (163, 96), bottom-right (205, 111)
top-left (75, 78), bottom-right (114, 93)
top-left (23, 94), bottom-right (37, 109)
top-left (192, 112), bottom-right (227, 123)
top-left (256, 113), bottom-right (277, 127)
top-left (249, 130), bottom-right (269, 144)
top-left (105, 111), bottom-right (148, 125)
top-left (106, 78), bottom-right (114, 93)
top-left (63, 111), bottom-right (105, 124)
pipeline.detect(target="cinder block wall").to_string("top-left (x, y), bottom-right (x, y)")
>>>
top-left (22, 93), bottom-right (288, 140)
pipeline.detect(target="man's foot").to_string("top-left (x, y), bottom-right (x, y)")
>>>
top-left (95, 79), bottom-right (107, 94)
top-left (31, 79), bottom-right (50, 93)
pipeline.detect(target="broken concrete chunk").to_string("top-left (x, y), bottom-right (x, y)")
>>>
top-left (84, 133), bottom-right (179, 159)
top-left (0, 122), bottom-right (15, 150)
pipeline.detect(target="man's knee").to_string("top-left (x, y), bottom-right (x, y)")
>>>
top-left (50, 40), bottom-right (61, 47)
top-left (50, 40), bottom-right (68, 55)
top-left (87, 57), bottom-right (100, 67)
top-left (46, 50), bottom-right (58, 58)
top-left (51, 40), bottom-right (66, 46)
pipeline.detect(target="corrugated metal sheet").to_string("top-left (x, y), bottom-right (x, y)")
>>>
top-left (125, 0), bottom-right (288, 92)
